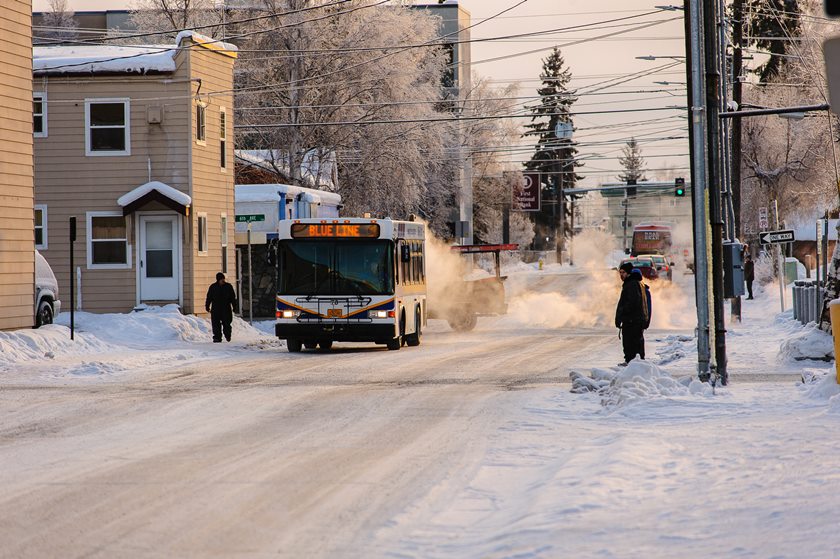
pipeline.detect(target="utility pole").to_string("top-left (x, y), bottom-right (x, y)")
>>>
top-left (730, 0), bottom-right (745, 324)
top-left (703, 0), bottom-right (729, 385)
top-left (685, 0), bottom-right (712, 379)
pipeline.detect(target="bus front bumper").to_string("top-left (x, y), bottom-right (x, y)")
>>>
top-left (275, 321), bottom-right (397, 342)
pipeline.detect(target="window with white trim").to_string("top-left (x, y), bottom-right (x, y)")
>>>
top-left (33, 93), bottom-right (47, 137)
top-left (87, 212), bottom-right (130, 268)
top-left (220, 213), bottom-right (228, 273)
top-left (34, 205), bottom-right (47, 249)
top-left (197, 213), bottom-right (208, 254)
top-left (196, 103), bottom-right (206, 143)
top-left (85, 99), bottom-right (130, 156)
top-left (219, 107), bottom-right (227, 169)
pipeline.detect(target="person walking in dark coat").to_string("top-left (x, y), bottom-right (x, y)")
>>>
top-left (744, 253), bottom-right (755, 300)
top-left (205, 272), bottom-right (238, 342)
top-left (615, 261), bottom-right (650, 365)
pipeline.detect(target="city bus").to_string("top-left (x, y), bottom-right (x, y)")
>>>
top-left (274, 217), bottom-right (426, 352)
top-left (630, 222), bottom-right (673, 257)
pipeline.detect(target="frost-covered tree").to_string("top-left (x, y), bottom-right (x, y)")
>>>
top-left (40, 0), bottom-right (78, 43)
top-left (617, 138), bottom-right (646, 183)
top-left (126, 0), bottom-right (226, 42)
top-left (236, 1), bottom-right (457, 232)
top-left (523, 47), bottom-right (581, 254)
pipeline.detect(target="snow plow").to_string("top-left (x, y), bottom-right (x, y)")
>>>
top-left (428, 243), bottom-right (518, 332)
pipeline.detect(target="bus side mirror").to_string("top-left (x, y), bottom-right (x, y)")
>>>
top-left (401, 245), bottom-right (411, 263)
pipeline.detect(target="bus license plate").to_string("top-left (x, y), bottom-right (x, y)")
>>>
top-left (327, 309), bottom-right (343, 318)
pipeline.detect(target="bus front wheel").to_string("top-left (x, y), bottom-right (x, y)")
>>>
top-left (287, 339), bottom-right (303, 353)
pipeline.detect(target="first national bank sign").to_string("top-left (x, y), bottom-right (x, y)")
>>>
top-left (513, 173), bottom-right (541, 212)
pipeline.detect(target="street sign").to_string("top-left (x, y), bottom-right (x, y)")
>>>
top-left (513, 173), bottom-right (541, 212)
top-left (758, 207), bottom-right (769, 230)
top-left (235, 214), bottom-right (265, 223)
top-left (759, 229), bottom-right (795, 245)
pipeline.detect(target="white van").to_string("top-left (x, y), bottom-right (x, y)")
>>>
top-left (35, 250), bottom-right (61, 327)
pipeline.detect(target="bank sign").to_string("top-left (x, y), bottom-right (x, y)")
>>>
top-left (514, 173), bottom-right (541, 212)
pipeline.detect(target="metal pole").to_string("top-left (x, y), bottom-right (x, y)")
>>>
top-left (774, 199), bottom-right (785, 312)
top-left (622, 190), bottom-right (629, 253)
top-left (247, 222), bottom-right (253, 323)
top-left (730, 0), bottom-right (745, 323)
top-left (569, 198), bottom-right (575, 266)
top-left (69, 216), bottom-right (76, 340)
top-left (703, 0), bottom-right (728, 385)
top-left (687, 0), bottom-right (712, 379)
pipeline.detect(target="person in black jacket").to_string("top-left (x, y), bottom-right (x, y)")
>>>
top-left (205, 272), bottom-right (238, 342)
top-left (744, 253), bottom-right (755, 299)
top-left (615, 262), bottom-right (650, 365)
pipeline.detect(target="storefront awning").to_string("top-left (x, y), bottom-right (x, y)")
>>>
top-left (117, 181), bottom-right (192, 216)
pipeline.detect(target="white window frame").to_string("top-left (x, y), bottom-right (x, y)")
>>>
top-left (196, 102), bottom-right (207, 145)
top-left (86, 211), bottom-right (132, 270)
top-left (33, 92), bottom-right (47, 138)
top-left (34, 204), bottom-right (48, 249)
top-left (85, 98), bottom-right (131, 156)
top-left (220, 213), bottom-right (228, 273)
top-left (197, 213), bottom-right (208, 255)
top-left (219, 106), bottom-right (227, 170)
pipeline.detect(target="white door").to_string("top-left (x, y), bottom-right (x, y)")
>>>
top-left (139, 215), bottom-right (179, 301)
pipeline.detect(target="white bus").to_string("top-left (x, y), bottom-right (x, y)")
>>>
top-left (274, 217), bottom-right (426, 352)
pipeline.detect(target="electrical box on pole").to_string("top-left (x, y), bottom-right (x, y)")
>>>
top-left (723, 242), bottom-right (745, 298)
top-left (675, 177), bottom-right (686, 197)
top-left (826, 0), bottom-right (840, 16)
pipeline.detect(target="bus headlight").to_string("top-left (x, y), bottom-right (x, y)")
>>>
top-left (281, 310), bottom-right (299, 319)
top-left (373, 310), bottom-right (388, 319)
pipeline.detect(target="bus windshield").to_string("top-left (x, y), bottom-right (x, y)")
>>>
top-left (278, 240), bottom-right (394, 296)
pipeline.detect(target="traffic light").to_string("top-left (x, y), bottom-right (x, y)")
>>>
top-left (675, 177), bottom-right (685, 197)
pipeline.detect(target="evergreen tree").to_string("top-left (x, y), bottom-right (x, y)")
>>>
top-left (617, 138), bottom-right (646, 183)
top-left (744, 0), bottom-right (800, 83)
top-left (523, 47), bottom-right (582, 253)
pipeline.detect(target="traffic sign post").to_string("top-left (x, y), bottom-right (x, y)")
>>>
top-left (758, 207), bottom-right (768, 230)
top-left (758, 229), bottom-right (795, 245)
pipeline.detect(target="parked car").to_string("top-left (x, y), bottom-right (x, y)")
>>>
top-left (620, 257), bottom-right (659, 281)
top-left (35, 250), bottom-right (61, 327)
top-left (639, 253), bottom-right (673, 281)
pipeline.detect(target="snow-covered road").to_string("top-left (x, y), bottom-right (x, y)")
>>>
top-left (3, 270), bottom-right (840, 558)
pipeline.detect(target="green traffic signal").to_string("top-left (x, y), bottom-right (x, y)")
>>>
top-left (675, 177), bottom-right (685, 197)
top-left (675, 187), bottom-right (685, 197)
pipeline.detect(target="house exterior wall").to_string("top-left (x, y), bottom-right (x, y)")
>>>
top-left (0, 0), bottom-right (36, 330)
top-left (186, 42), bottom-right (236, 316)
top-left (33, 61), bottom-right (192, 313)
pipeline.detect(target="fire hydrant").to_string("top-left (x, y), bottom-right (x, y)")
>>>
top-left (538, 259), bottom-right (544, 271)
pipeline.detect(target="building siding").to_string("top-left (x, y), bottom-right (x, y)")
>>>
top-left (0, 0), bottom-right (35, 330)
top-left (34, 39), bottom-right (236, 315)
top-left (187, 43), bottom-right (236, 316)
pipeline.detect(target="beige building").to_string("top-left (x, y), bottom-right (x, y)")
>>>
top-left (0, 0), bottom-right (36, 330)
top-left (33, 32), bottom-right (236, 314)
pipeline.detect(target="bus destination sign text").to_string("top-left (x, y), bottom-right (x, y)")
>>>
top-left (291, 223), bottom-right (380, 239)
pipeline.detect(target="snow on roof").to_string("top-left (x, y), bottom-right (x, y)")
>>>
top-left (117, 181), bottom-right (192, 208)
top-left (34, 31), bottom-right (236, 75)
top-left (235, 184), bottom-right (341, 206)
top-left (34, 44), bottom-right (177, 75)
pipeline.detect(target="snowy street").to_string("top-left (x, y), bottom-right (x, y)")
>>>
top-left (2, 268), bottom-right (840, 558)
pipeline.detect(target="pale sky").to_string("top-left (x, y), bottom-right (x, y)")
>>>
top-left (33, 0), bottom-right (690, 186)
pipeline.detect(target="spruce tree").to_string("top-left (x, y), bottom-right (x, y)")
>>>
top-left (617, 138), bottom-right (646, 183)
top-left (523, 47), bottom-right (582, 254)
top-left (744, 0), bottom-right (800, 83)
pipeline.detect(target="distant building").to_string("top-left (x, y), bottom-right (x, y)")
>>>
top-left (1, 0), bottom-right (36, 330)
top-left (33, 32), bottom-right (237, 314)
top-left (410, 1), bottom-right (472, 99)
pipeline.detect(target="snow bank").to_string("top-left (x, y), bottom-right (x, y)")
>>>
top-left (0, 325), bottom-right (111, 370)
top-left (56, 304), bottom-right (267, 346)
top-left (598, 360), bottom-right (711, 408)
top-left (780, 325), bottom-right (834, 362)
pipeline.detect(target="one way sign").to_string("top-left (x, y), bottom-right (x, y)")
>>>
top-left (759, 229), bottom-right (795, 245)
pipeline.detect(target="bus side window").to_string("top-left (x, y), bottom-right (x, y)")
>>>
top-left (395, 244), bottom-right (400, 285)
top-left (409, 241), bottom-right (416, 284)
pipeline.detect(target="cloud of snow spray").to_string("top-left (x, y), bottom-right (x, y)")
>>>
top-left (423, 228), bottom-right (697, 331)
top-left (500, 229), bottom-right (698, 330)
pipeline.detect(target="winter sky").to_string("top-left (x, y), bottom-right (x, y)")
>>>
top-left (34, 0), bottom-right (690, 186)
